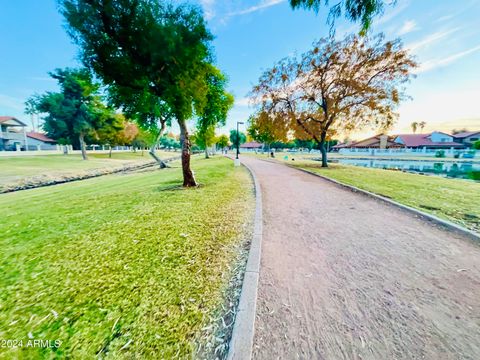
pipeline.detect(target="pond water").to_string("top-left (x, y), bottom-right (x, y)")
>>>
top-left (328, 158), bottom-right (480, 181)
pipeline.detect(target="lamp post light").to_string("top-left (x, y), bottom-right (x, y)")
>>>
top-left (236, 121), bottom-right (244, 160)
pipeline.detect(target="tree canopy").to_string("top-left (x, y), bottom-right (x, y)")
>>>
top-left (60, 0), bottom-right (215, 186)
top-left (229, 129), bottom-right (247, 148)
top-left (194, 67), bottom-right (234, 158)
top-left (289, 0), bottom-right (388, 32)
top-left (251, 34), bottom-right (417, 166)
top-left (28, 68), bottom-right (119, 160)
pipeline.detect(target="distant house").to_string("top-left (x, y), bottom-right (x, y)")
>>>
top-left (0, 116), bottom-right (28, 151)
top-left (240, 141), bottom-right (263, 151)
top-left (452, 131), bottom-right (480, 147)
top-left (333, 134), bottom-right (402, 151)
top-left (26, 132), bottom-right (57, 150)
top-left (393, 132), bottom-right (466, 149)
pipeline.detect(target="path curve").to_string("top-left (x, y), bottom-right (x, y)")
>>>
top-left (240, 156), bottom-right (480, 360)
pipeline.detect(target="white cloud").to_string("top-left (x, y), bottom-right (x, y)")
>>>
top-left (226, 0), bottom-right (285, 17)
top-left (398, 20), bottom-right (417, 35)
top-left (235, 97), bottom-right (251, 107)
top-left (416, 44), bottom-right (480, 73)
top-left (199, 0), bottom-right (216, 20)
top-left (406, 27), bottom-right (460, 52)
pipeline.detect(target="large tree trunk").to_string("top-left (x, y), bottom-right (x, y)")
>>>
top-left (319, 139), bottom-right (328, 167)
top-left (204, 147), bottom-right (209, 159)
top-left (79, 133), bottom-right (88, 160)
top-left (178, 119), bottom-right (197, 187)
top-left (149, 121), bottom-right (168, 168)
top-left (109, 146), bottom-right (113, 158)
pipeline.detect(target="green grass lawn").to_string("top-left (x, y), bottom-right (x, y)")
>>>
top-left (0, 151), bottom-right (175, 187)
top-left (0, 157), bottom-right (253, 358)
top-left (286, 159), bottom-right (480, 232)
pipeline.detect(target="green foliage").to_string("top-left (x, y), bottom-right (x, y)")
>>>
top-left (473, 140), bottom-right (480, 150)
top-left (435, 150), bottom-right (446, 158)
top-left (216, 134), bottom-right (230, 150)
top-left (229, 129), bottom-right (247, 147)
top-left (29, 68), bottom-right (117, 151)
top-left (247, 113), bottom-right (277, 145)
top-left (60, 0), bottom-right (213, 122)
top-left (192, 126), bottom-right (216, 150)
top-left (197, 67), bottom-right (234, 130)
top-left (289, 0), bottom-right (386, 32)
top-left (159, 134), bottom-right (181, 150)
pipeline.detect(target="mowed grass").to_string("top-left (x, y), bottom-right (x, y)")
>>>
top-left (287, 159), bottom-right (480, 232)
top-left (0, 157), bottom-right (254, 359)
top-left (0, 151), bottom-right (174, 186)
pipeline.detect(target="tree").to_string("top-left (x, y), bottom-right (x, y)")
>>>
top-left (248, 111), bottom-right (290, 152)
top-left (30, 68), bottom-right (112, 160)
top-left (452, 128), bottom-right (469, 135)
top-left (289, 0), bottom-right (388, 33)
top-left (418, 121), bottom-right (426, 132)
top-left (192, 126), bottom-right (216, 158)
top-left (195, 67), bottom-right (234, 158)
top-left (251, 34), bottom-right (416, 167)
top-left (60, 0), bottom-right (214, 186)
top-left (411, 121), bottom-right (418, 133)
top-left (229, 129), bottom-right (246, 153)
top-left (473, 140), bottom-right (480, 150)
top-left (216, 134), bottom-right (230, 153)
top-left (96, 115), bottom-right (138, 158)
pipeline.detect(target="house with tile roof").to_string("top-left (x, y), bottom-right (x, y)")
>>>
top-left (1, 116), bottom-right (58, 151)
top-left (393, 132), bottom-right (466, 149)
top-left (452, 131), bottom-right (480, 147)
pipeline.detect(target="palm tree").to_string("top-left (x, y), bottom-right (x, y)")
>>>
top-left (411, 122), bottom-right (418, 134)
top-left (419, 121), bottom-right (426, 133)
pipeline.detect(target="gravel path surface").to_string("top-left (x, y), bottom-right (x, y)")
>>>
top-left (240, 156), bottom-right (480, 360)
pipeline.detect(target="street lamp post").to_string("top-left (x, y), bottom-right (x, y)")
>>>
top-left (236, 121), bottom-right (244, 160)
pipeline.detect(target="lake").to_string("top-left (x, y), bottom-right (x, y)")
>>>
top-left (328, 158), bottom-right (480, 181)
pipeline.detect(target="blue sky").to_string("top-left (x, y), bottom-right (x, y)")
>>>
top-left (1, 0), bottom-right (480, 139)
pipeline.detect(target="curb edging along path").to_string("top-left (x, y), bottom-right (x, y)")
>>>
top-left (290, 163), bottom-right (480, 242)
top-left (227, 160), bottom-right (263, 360)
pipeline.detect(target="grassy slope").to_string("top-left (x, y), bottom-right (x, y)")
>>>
top-left (0, 152), bottom-right (175, 186)
top-left (289, 160), bottom-right (480, 232)
top-left (0, 157), bottom-right (253, 359)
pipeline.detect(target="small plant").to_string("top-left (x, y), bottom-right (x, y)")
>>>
top-left (435, 150), bottom-right (446, 158)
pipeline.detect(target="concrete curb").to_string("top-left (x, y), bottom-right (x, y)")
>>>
top-left (227, 159), bottom-right (263, 360)
top-left (290, 164), bottom-right (480, 242)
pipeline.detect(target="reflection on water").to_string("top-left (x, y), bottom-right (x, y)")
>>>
top-left (328, 158), bottom-right (480, 181)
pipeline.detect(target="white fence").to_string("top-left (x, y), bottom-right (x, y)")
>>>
top-left (338, 147), bottom-right (478, 158)
top-left (0, 145), bottom-right (135, 157)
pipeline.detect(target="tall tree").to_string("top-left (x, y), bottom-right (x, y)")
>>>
top-left (248, 111), bottom-right (289, 152)
top-left (418, 121), bottom-right (426, 132)
top-left (229, 129), bottom-right (246, 152)
top-left (30, 68), bottom-right (112, 160)
top-left (251, 35), bottom-right (417, 167)
top-left (195, 67), bottom-right (234, 158)
top-left (216, 134), bottom-right (230, 153)
top-left (411, 121), bottom-right (418, 133)
top-left (60, 0), bottom-right (214, 186)
top-left (290, 0), bottom-right (388, 33)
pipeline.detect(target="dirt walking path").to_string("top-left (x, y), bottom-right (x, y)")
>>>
top-left (240, 156), bottom-right (480, 360)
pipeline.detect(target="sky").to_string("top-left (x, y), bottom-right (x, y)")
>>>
top-left (1, 0), bottom-right (480, 139)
